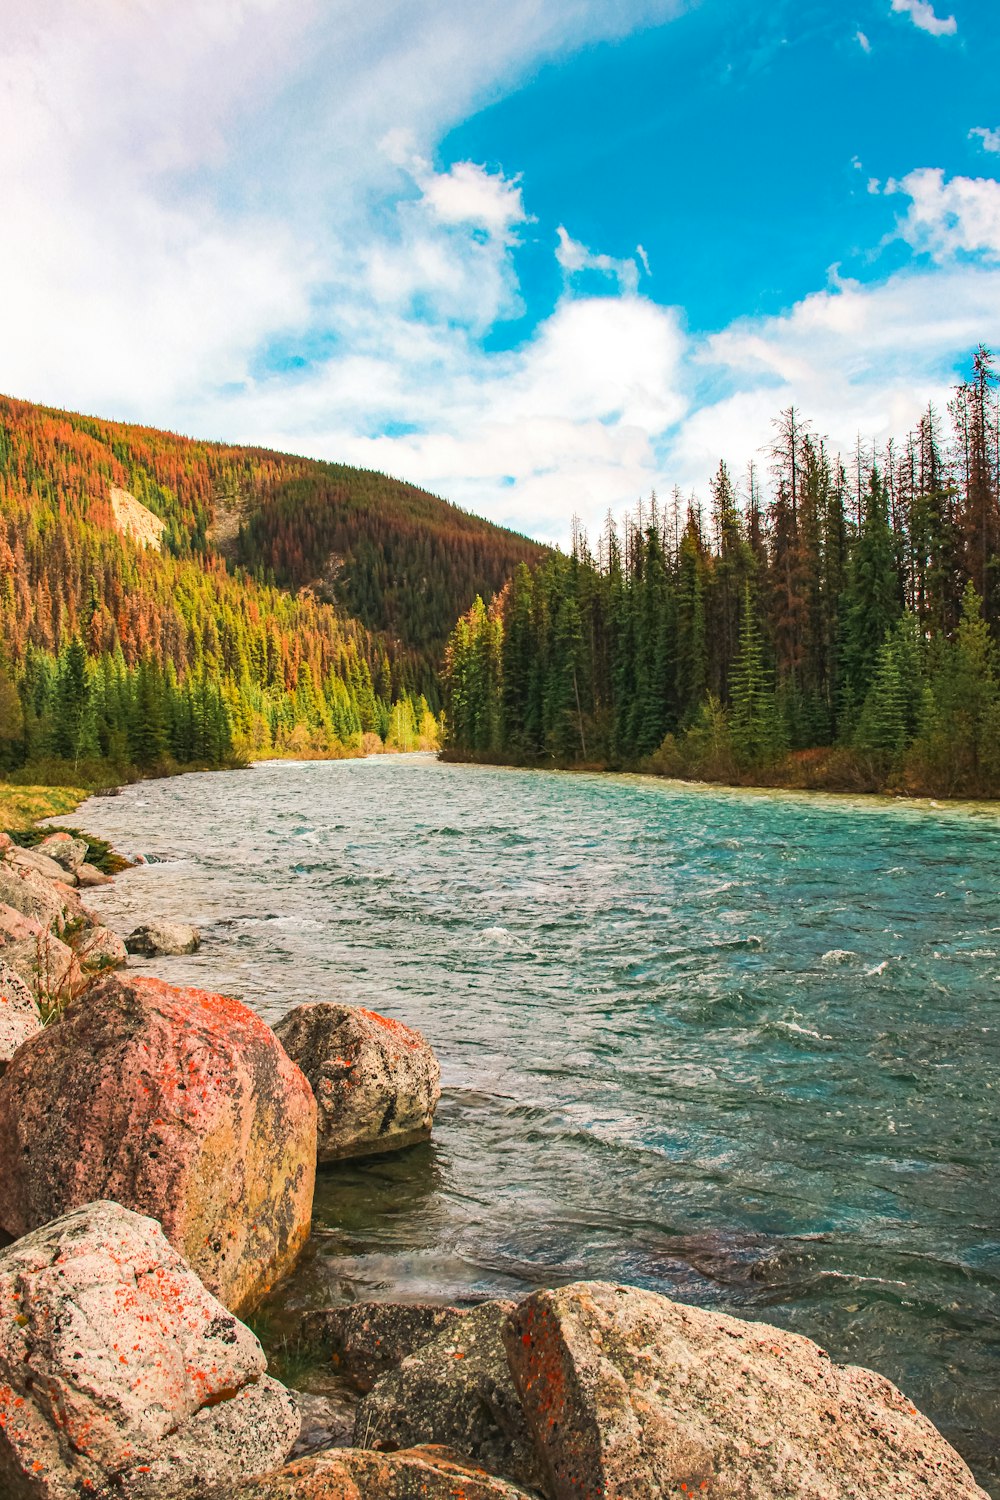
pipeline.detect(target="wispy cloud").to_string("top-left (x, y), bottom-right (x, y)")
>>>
top-left (856, 29), bottom-right (872, 52)
top-left (970, 126), bottom-right (1000, 155)
top-left (555, 228), bottom-right (643, 295)
top-left (889, 0), bottom-right (957, 38)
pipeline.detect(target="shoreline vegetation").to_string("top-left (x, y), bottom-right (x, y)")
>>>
top-left (443, 350), bottom-right (1000, 802)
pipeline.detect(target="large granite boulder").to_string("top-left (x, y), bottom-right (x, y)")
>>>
top-left (209, 1446), bottom-right (536, 1498)
top-left (503, 1281), bottom-right (988, 1500)
top-left (76, 861), bottom-right (113, 887)
top-left (0, 903), bottom-right (82, 1003)
top-left (275, 1002), bottom-right (441, 1162)
top-left (37, 832), bottom-right (89, 873)
top-left (301, 1301), bottom-right (474, 1391)
top-left (125, 919), bottom-right (200, 955)
top-left (354, 1300), bottom-right (544, 1494)
top-left (0, 973), bottom-right (317, 1314)
top-left (0, 1200), bottom-right (299, 1499)
top-left (0, 959), bottom-right (41, 1071)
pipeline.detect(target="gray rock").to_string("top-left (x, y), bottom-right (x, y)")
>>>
top-left (0, 959), bottom-right (41, 1071)
top-left (300, 1301), bottom-right (473, 1391)
top-left (288, 1388), bottom-right (357, 1458)
top-left (503, 1281), bottom-right (989, 1500)
top-left (10, 845), bottom-right (77, 885)
top-left (275, 1001), bottom-right (441, 1162)
top-left (125, 919), bottom-right (200, 956)
top-left (76, 861), bottom-right (113, 888)
top-left (37, 833), bottom-right (89, 873)
top-left (0, 1200), bottom-right (299, 1500)
top-left (354, 1300), bottom-right (545, 1494)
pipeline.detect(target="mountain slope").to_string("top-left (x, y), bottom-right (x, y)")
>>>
top-left (0, 395), bottom-right (547, 775)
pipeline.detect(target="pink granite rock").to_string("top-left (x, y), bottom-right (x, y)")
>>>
top-left (0, 973), bottom-right (317, 1314)
top-left (9, 845), bottom-right (77, 886)
top-left (0, 902), bottom-right (82, 1003)
top-left (503, 1282), bottom-right (988, 1500)
top-left (36, 832), bottom-right (88, 873)
top-left (0, 1200), bottom-right (299, 1499)
top-left (0, 959), bottom-right (41, 1071)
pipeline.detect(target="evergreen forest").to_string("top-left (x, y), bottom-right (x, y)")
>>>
top-left (0, 394), bottom-right (543, 785)
top-left (444, 348), bottom-right (1000, 799)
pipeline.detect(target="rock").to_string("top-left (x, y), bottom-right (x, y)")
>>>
top-left (503, 1281), bottom-right (989, 1500)
top-left (72, 922), bottom-right (128, 971)
top-left (0, 833), bottom-right (13, 856)
top-left (125, 919), bottom-right (200, 955)
top-left (0, 959), bottom-right (41, 1071)
top-left (37, 832), bottom-right (89, 872)
top-left (354, 1300), bottom-right (544, 1494)
top-left (0, 973), bottom-right (317, 1314)
top-left (0, 903), bottom-right (82, 1003)
top-left (275, 1002), bottom-right (441, 1162)
top-left (301, 1302), bottom-right (474, 1392)
top-left (0, 1200), bottom-right (300, 1499)
top-left (0, 863), bottom-right (84, 931)
top-left (76, 860), bottom-right (113, 887)
top-left (288, 1388), bottom-right (357, 1458)
top-left (208, 1445), bottom-right (536, 1498)
top-left (10, 845), bottom-right (77, 885)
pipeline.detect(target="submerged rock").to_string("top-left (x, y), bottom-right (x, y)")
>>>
top-left (354, 1300), bottom-right (545, 1494)
top-left (0, 973), bottom-right (317, 1314)
top-left (503, 1281), bottom-right (989, 1500)
top-left (125, 919), bottom-right (201, 955)
top-left (300, 1301), bottom-right (474, 1391)
top-left (0, 1200), bottom-right (299, 1499)
top-left (275, 1001), bottom-right (441, 1162)
top-left (210, 1445), bottom-right (536, 1498)
top-left (0, 959), bottom-right (41, 1071)
top-left (37, 832), bottom-right (89, 873)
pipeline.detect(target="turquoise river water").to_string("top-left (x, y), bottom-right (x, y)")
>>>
top-left (76, 756), bottom-right (1000, 1490)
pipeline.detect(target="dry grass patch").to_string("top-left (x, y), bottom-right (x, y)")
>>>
top-left (0, 783), bottom-right (89, 833)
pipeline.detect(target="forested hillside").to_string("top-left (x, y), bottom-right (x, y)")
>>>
top-left (0, 395), bottom-right (542, 782)
top-left (444, 347), bottom-right (1000, 799)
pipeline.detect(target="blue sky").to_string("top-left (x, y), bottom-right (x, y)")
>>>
top-left (2, 0), bottom-right (999, 544)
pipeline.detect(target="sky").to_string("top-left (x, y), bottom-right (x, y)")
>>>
top-left (2, 0), bottom-right (999, 546)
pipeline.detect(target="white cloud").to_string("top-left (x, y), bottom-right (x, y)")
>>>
top-left (856, 29), bottom-right (872, 52)
top-left (970, 127), bottom-right (1000, 156)
top-left (555, 227), bottom-right (642, 295)
top-left (889, 0), bottom-right (957, 37)
top-left (888, 168), bottom-right (1000, 260)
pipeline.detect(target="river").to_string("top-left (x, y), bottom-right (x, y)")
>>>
top-left (74, 755), bottom-right (1000, 1490)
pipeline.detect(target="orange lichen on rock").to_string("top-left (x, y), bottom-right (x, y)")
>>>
top-left (0, 974), bottom-right (316, 1314)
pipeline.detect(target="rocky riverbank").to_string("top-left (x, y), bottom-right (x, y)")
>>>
top-left (0, 823), bottom-right (991, 1497)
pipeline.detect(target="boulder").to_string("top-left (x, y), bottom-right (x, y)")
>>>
top-left (125, 919), bottom-right (200, 956)
top-left (275, 1002), bottom-right (441, 1162)
top-left (10, 845), bottom-right (77, 885)
top-left (0, 902), bottom-right (82, 1003)
top-left (0, 1200), bottom-right (299, 1499)
top-left (503, 1281), bottom-right (989, 1500)
top-left (0, 959), bottom-right (41, 1071)
top-left (0, 833), bottom-right (13, 856)
top-left (208, 1446), bottom-right (536, 1498)
top-left (0, 973), bottom-right (317, 1314)
top-left (301, 1301), bottom-right (473, 1392)
top-left (76, 860), bottom-right (113, 887)
top-left (354, 1300), bottom-right (544, 1494)
top-left (72, 922), bottom-right (128, 971)
top-left (0, 863), bottom-right (85, 931)
top-left (37, 832), bottom-right (89, 872)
